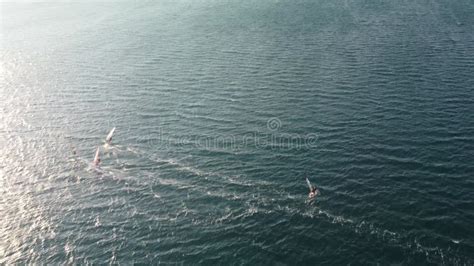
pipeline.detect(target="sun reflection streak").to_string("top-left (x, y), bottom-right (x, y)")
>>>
top-left (0, 55), bottom-right (62, 264)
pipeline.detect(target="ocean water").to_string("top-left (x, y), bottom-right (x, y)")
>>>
top-left (1, 1), bottom-right (474, 264)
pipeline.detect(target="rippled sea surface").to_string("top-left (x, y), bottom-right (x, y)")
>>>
top-left (1, 1), bottom-right (474, 264)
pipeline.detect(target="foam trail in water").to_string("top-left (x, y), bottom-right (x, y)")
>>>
top-left (300, 206), bottom-right (462, 265)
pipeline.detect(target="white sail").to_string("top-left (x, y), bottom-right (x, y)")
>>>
top-left (305, 177), bottom-right (313, 190)
top-left (105, 127), bottom-right (116, 143)
top-left (93, 147), bottom-right (100, 166)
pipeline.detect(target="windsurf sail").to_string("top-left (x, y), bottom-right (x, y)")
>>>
top-left (105, 127), bottom-right (116, 143)
top-left (93, 147), bottom-right (100, 166)
top-left (306, 177), bottom-right (313, 191)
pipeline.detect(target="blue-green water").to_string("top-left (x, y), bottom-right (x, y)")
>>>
top-left (1, 1), bottom-right (474, 264)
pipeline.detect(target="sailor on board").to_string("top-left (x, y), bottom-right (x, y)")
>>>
top-left (306, 177), bottom-right (320, 199)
